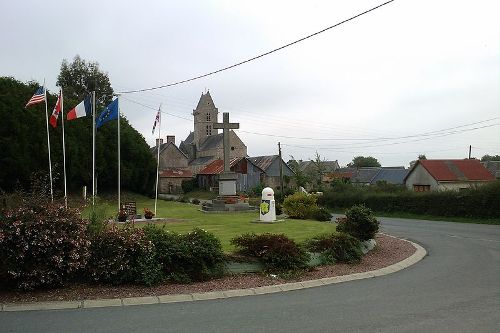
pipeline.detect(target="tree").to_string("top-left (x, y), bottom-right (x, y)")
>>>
top-left (348, 156), bottom-right (381, 168)
top-left (287, 156), bottom-right (309, 188)
top-left (310, 151), bottom-right (326, 191)
top-left (481, 154), bottom-right (500, 162)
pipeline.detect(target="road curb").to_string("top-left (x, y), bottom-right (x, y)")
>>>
top-left (0, 238), bottom-right (426, 312)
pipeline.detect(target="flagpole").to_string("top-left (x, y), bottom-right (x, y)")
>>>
top-left (154, 105), bottom-right (162, 216)
top-left (117, 95), bottom-right (121, 214)
top-left (61, 89), bottom-right (68, 208)
top-left (43, 79), bottom-right (54, 202)
top-left (92, 91), bottom-right (96, 210)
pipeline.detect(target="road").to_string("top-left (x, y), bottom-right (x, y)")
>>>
top-left (1, 217), bottom-right (499, 332)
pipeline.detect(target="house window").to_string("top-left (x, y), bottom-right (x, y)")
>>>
top-left (206, 113), bottom-right (211, 121)
top-left (413, 185), bottom-right (430, 192)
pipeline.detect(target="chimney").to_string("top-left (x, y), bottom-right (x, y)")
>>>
top-left (156, 138), bottom-right (163, 147)
top-left (166, 135), bottom-right (175, 145)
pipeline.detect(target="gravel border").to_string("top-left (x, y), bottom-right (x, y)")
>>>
top-left (0, 234), bottom-right (426, 312)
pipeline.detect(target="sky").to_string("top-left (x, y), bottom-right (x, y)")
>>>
top-left (1, 0), bottom-right (499, 167)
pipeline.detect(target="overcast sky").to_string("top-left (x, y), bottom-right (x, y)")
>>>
top-left (1, 0), bottom-right (499, 167)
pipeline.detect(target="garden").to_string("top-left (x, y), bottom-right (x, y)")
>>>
top-left (0, 187), bottom-right (388, 301)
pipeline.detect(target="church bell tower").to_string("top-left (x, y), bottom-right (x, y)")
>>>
top-left (192, 91), bottom-right (219, 147)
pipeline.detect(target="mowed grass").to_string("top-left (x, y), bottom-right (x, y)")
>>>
top-left (84, 194), bottom-right (337, 252)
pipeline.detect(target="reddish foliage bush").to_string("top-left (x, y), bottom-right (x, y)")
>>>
top-left (0, 204), bottom-right (90, 290)
top-left (86, 225), bottom-right (162, 286)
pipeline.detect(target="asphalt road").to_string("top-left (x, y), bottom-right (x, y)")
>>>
top-left (1, 217), bottom-right (499, 333)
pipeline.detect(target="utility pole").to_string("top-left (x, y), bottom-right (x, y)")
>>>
top-left (278, 142), bottom-right (284, 198)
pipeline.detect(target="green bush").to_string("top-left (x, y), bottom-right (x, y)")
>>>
top-left (305, 232), bottom-right (363, 264)
top-left (337, 205), bottom-right (379, 241)
top-left (181, 178), bottom-right (197, 193)
top-left (143, 225), bottom-right (225, 283)
top-left (312, 207), bottom-right (332, 221)
top-left (319, 181), bottom-right (500, 218)
top-left (87, 225), bottom-right (163, 286)
top-left (231, 233), bottom-right (310, 273)
top-left (283, 192), bottom-right (318, 219)
top-left (0, 203), bottom-right (90, 290)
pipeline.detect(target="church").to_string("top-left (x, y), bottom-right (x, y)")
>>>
top-left (151, 91), bottom-right (248, 193)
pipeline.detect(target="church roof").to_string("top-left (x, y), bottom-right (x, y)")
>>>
top-left (199, 133), bottom-right (223, 151)
top-left (189, 156), bottom-right (215, 166)
top-left (195, 91), bottom-right (215, 110)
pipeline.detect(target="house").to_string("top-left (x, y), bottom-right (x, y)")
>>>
top-left (197, 157), bottom-right (263, 192)
top-left (481, 160), bottom-right (500, 179)
top-left (348, 167), bottom-right (408, 186)
top-left (404, 159), bottom-right (495, 192)
top-left (151, 136), bottom-right (193, 194)
top-left (248, 155), bottom-right (295, 190)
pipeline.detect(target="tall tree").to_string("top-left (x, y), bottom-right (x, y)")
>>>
top-left (287, 156), bottom-right (309, 188)
top-left (348, 156), bottom-right (381, 168)
top-left (310, 151), bottom-right (326, 190)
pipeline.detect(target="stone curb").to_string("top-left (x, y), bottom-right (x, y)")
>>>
top-left (0, 238), bottom-right (426, 312)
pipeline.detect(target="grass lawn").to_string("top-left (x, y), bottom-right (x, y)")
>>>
top-left (84, 194), bottom-right (337, 252)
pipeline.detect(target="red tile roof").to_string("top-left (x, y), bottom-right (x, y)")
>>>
top-left (160, 168), bottom-right (192, 178)
top-left (197, 157), bottom-right (244, 175)
top-left (418, 159), bottom-right (495, 181)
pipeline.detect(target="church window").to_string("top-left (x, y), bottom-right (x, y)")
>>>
top-left (206, 113), bottom-right (211, 121)
top-left (206, 125), bottom-right (212, 136)
top-left (231, 146), bottom-right (235, 151)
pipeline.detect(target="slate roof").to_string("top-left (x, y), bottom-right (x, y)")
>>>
top-left (197, 157), bottom-right (245, 175)
top-left (150, 142), bottom-right (188, 159)
top-left (160, 168), bottom-right (193, 178)
top-left (350, 167), bottom-right (382, 184)
top-left (407, 159), bottom-right (495, 182)
top-left (371, 168), bottom-right (409, 185)
top-left (195, 91), bottom-right (215, 110)
top-left (298, 160), bottom-right (340, 173)
top-left (198, 133), bottom-right (224, 151)
top-left (189, 156), bottom-right (215, 166)
top-left (481, 161), bottom-right (500, 179)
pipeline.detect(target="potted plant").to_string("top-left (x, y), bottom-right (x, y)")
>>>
top-left (144, 208), bottom-right (155, 220)
top-left (117, 209), bottom-right (127, 222)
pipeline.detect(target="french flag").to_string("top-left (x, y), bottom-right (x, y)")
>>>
top-left (67, 96), bottom-right (92, 121)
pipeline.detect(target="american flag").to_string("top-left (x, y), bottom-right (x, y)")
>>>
top-left (25, 86), bottom-right (45, 108)
top-left (152, 110), bottom-right (160, 134)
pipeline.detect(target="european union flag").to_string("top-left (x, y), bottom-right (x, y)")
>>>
top-left (96, 99), bottom-right (119, 129)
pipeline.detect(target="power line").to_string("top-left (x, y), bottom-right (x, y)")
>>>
top-left (121, 95), bottom-right (192, 121)
top-left (117, 0), bottom-right (396, 94)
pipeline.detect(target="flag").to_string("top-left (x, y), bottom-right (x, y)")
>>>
top-left (49, 90), bottom-right (62, 128)
top-left (67, 96), bottom-right (92, 121)
top-left (152, 110), bottom-right (160, 134)
top-left (96, 99), bottom-right (118, 129)
top-left (25, 86), bottom-right (45, 108)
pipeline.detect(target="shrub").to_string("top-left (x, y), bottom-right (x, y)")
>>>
top-left (305, 232), bottom-right (363, 264)
top-left (143, 225), bottom-right (225, 283)
top-left (283, 192), bottom-right (318, 219)
top-left (312, 207), bottom-right (332, 221)
top-left (87, 225), bottom-right (162, 286)
top-left (231, 233), bottom-right (310, 273)
top-left (181, 178), bottom-right (197, 193)
top-left (0, 204), bottom-right (90, 290)
top-left (191, 198), bottom-right (200, 205)
top-left (337, 205), bottom-right (379, 241)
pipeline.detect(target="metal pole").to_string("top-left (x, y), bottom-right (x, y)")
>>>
top-left (92, 91), bottom-right (96, 210)
top-left (43, 79), bottom-right (54, 202)
top-left (278, 142), bottom-right (284, 197)
top-left (154, 105), bottom-right (161, 216)
top-left (61, 89), bottom-right (68, 208)
top-left (117, 96), bottom-right (121, 213)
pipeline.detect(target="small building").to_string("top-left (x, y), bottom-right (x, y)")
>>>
top-left (159, 168), bottom-right (193, 194)
top-left (404, 159), bottom-right (495, 192)
top-left (196, 157), bottom-right (262, 192)
top-left (248, 155), bottom-right (295, 191)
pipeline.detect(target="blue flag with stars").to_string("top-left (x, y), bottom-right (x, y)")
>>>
top-left (96, 99), bottom-right (119, 129)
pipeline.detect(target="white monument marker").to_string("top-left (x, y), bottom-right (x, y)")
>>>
top-left (260, 187), bottom-right (276, 222)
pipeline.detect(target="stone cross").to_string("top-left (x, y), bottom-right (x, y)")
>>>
top-left (213, 112), bottom-right (239, 173)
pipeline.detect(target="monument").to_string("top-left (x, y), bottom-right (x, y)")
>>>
top-left (201, 112), bottom-right (254, 212)
top-left (259, 187), bottom-right (276, 222)
top-left (213, 112), bottom-right (239, 196)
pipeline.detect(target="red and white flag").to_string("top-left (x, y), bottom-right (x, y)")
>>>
top-left (49, 90), bottom-right (62, 128)
top-left (152, 110), bottom-right (160, 134)
top-left (25, 86), bottom-right (45, 108)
